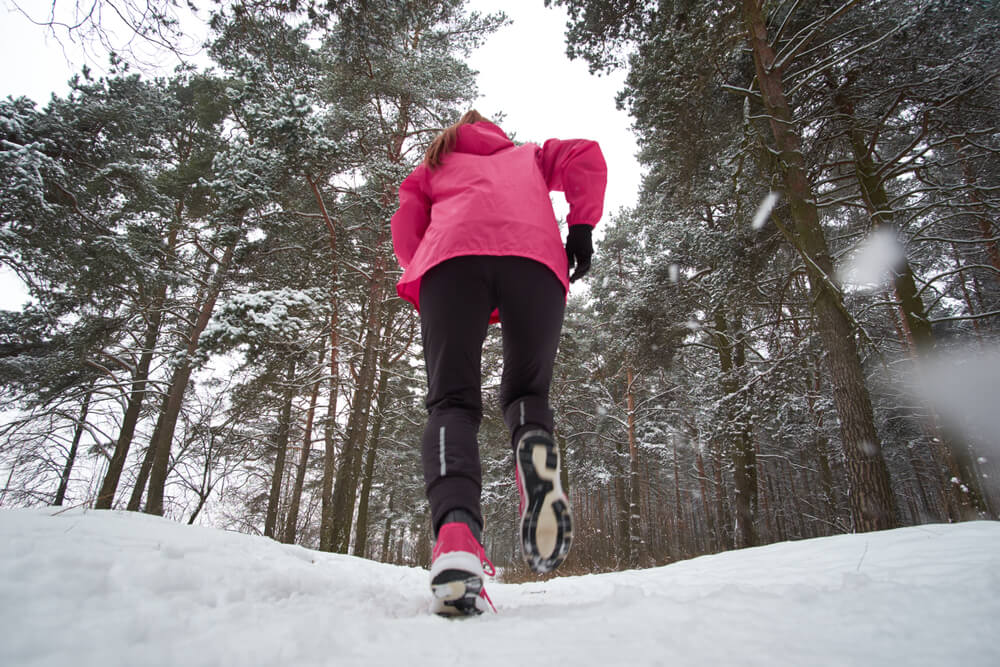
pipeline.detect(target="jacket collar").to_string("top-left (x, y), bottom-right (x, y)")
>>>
top-left (453, 121), bottom-right (514, 155)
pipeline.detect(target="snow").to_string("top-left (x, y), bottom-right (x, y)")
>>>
top-left (908, 346), bottom-right (1000, 456)
top-left (837, 227), bottom-right (906, 291)
top-left (751, 191), bottom-right (781, 230)
top-left (2, 510), bottom-right (998, 666)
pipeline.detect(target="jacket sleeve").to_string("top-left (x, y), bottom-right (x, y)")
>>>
top-left (390, 165), bottom-right (431, 269)
top-left (537, 138), bottom-right (608, 227)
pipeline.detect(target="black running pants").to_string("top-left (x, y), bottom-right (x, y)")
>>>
top-left (418, 255), bottom-right (566, 534)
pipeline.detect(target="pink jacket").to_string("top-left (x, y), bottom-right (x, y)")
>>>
top-left (390, 121), bottom-right (607, 322)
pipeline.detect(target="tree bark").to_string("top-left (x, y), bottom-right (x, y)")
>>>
top-left (836, 96), bottom-right (991, 518)
top-left (96, 220), bottom-right (179, 509)
top-left (145, 222), bottom-right (241, 516)
top-left (265, 358), bottom-right (297, 538)
top-left (956, 141), bottom-right (1000, 280)
top-left (613, 433), bottom-right (630, 564)
top-left (380, 492), bottom-right (395, 563)
top-left (54, 386), bottom-right (93, 506)
top-left (95, 288), bottom-right (166, 508)
top-left (742, 0), bottom-right (899, 532)
top-left (310, 172), bottom-right (342, 553)
top-left (126, 400), bottom-right (166, 511)
top-left (330, 254), bottom-right (386, 553)
top-left (353, 364), bottom-right (389, 558)
top-left (833, 91), bottom-right (934, 354)
top-left (284, 350), bottom-right (323, 544)
top-left (556, 431), bottom-right (571, 495)
top-left (672, 439), bottom-right (686, 559)
top-left (625, 365), bottom-right (644, 566)
top-left (694, 445), bottom-right (716, 548)
top-left (713, 311), bottom-right (758, 548)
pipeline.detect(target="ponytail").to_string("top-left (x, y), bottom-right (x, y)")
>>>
top-left (424, 109), bottom-right (486, 169)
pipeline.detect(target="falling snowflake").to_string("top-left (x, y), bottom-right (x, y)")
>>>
top-left (752, 191), bottom-right (780, 230)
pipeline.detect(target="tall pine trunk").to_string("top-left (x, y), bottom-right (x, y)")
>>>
top-left (353, 364), bottom-right (389, 558)
top-left (713, 311), bottom-right (758, 548)
top-left (613, 434), bottom-right (630, 564)
top-left (265, 358), bottom-right (297, 538)
top-left (126, 407), bottom-right (164, 511)
top-left (833, 92), bottom-right (934, 353)
top-left (96, 218), bottom-right (180, 509)
top-left (54, 386), bottom-right (94, 506)
top-left (330, 262), bottom-right (385, 553)
top-left (380, 492), bottom-right (395, 563)
top-left (625, 365), bottom-right (644, 566)
top-left (95, 292), bottom-right (165, 509)
top-left (742, 0), bottom-right (898, 532)
top-left (144, 222), bottom-right (241, 516)
top-left (836, 94), bottom-right (991, 518)
top-left (309, 173), bottom-right (342, 553)
top-left (284, 349), bottom-right (324, 544)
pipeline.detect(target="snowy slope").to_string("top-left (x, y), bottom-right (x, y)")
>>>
top-left (1, 509), bottom-right (998, 667)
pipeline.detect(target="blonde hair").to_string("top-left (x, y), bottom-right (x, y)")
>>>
top-left (424, 110), bottom-right (487, 169)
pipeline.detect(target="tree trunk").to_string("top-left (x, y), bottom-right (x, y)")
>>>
top-left (143, 362), bottom-right (194, 516)
top-left (96, 220), bottom-right (179, 509)
top-left (956, 140), bottom-right (1000, 280)
top-left (713, 311), bottom-right (758, 549)
top-left (145, 223), bottom-right (241, 516)
top-left (284, 351), bottom-right (323, 544)
top-left (711, 438), bottom-right (730, 549)
top-left (319, 330), bottom-right (339, 551)
top-left (54, 387), bottom-right (93, 506)
top-left (330, 249), bottom-right (387, 553)
top-left (613, 434), bottom-right (629, 564)
top-left (756, 443), bottom-right (775, 542)
top-left (353, 364), bottom-right (389, 558)
top-left (265, 358), bottom-right (297, 538)
top-left (310, 172), bottom-right (342, 553)
top-left (694, 445), bottom-right (716, 548)
top-left (187, 429), bottom-right (216, 525)
top-left (126, 399), bottom-right (167, 511)
top-left (672, 439), bottom-right (686, 559)
top-left (768, 467), bottom-right (786, 541)
top-left (837, 95), bottom-right (991, 518)
top-left (95, 289), bottom-right (166, 508)
top-left (380, 492), bottom-right (395, 563)
top-left (625, 365), bottom-right (644, 566)
top-left (742, 0), bottom-right (898, 532)
top-left (329, 321), bottom-right (376, 553)
top-left (834, 91), bottom-right (935, 353)
top-left (556, 431), bottom-right (571, 495)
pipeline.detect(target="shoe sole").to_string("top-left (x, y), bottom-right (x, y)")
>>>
top-left (429, 551), bottom-right (488, 617)
top-left (430, 569), bottom-right (487, 617)
top-left (517, 430), bottom-right (572, 573)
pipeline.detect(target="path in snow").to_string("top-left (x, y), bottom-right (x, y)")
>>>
top-left (1, 508), bottom-right (998, 666)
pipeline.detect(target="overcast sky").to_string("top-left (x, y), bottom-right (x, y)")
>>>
top-left (0, 0), bottom-right (640, 310)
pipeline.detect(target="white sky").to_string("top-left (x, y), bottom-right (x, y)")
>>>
top-left (0, 0), bottom-right (641, 310)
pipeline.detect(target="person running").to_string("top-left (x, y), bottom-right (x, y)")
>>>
top-left (390, 110), bottom-right (607, 615)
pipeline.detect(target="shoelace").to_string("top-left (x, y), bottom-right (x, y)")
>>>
top-left (479, 550), bottom-right (497, 612)
top-left (481, 587), bottom-right (497, 613)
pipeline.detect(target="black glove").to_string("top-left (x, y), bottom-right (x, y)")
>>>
top-left (565, 224), bottom-right (593, 282)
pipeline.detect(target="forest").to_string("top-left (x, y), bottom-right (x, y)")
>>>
top-left (1, 0), bottom-right (998, 578)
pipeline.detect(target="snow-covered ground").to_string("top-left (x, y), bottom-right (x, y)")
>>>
top-left (1, 508), bottom-right (998, 666)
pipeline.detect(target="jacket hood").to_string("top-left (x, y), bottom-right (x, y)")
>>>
top-left (453, 121), bottom-right (514, 156)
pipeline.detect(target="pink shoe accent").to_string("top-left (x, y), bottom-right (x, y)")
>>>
top-left (431, 523), bottom-right (494, 574)
top-left (430, 522), bottom-right (496, 615)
